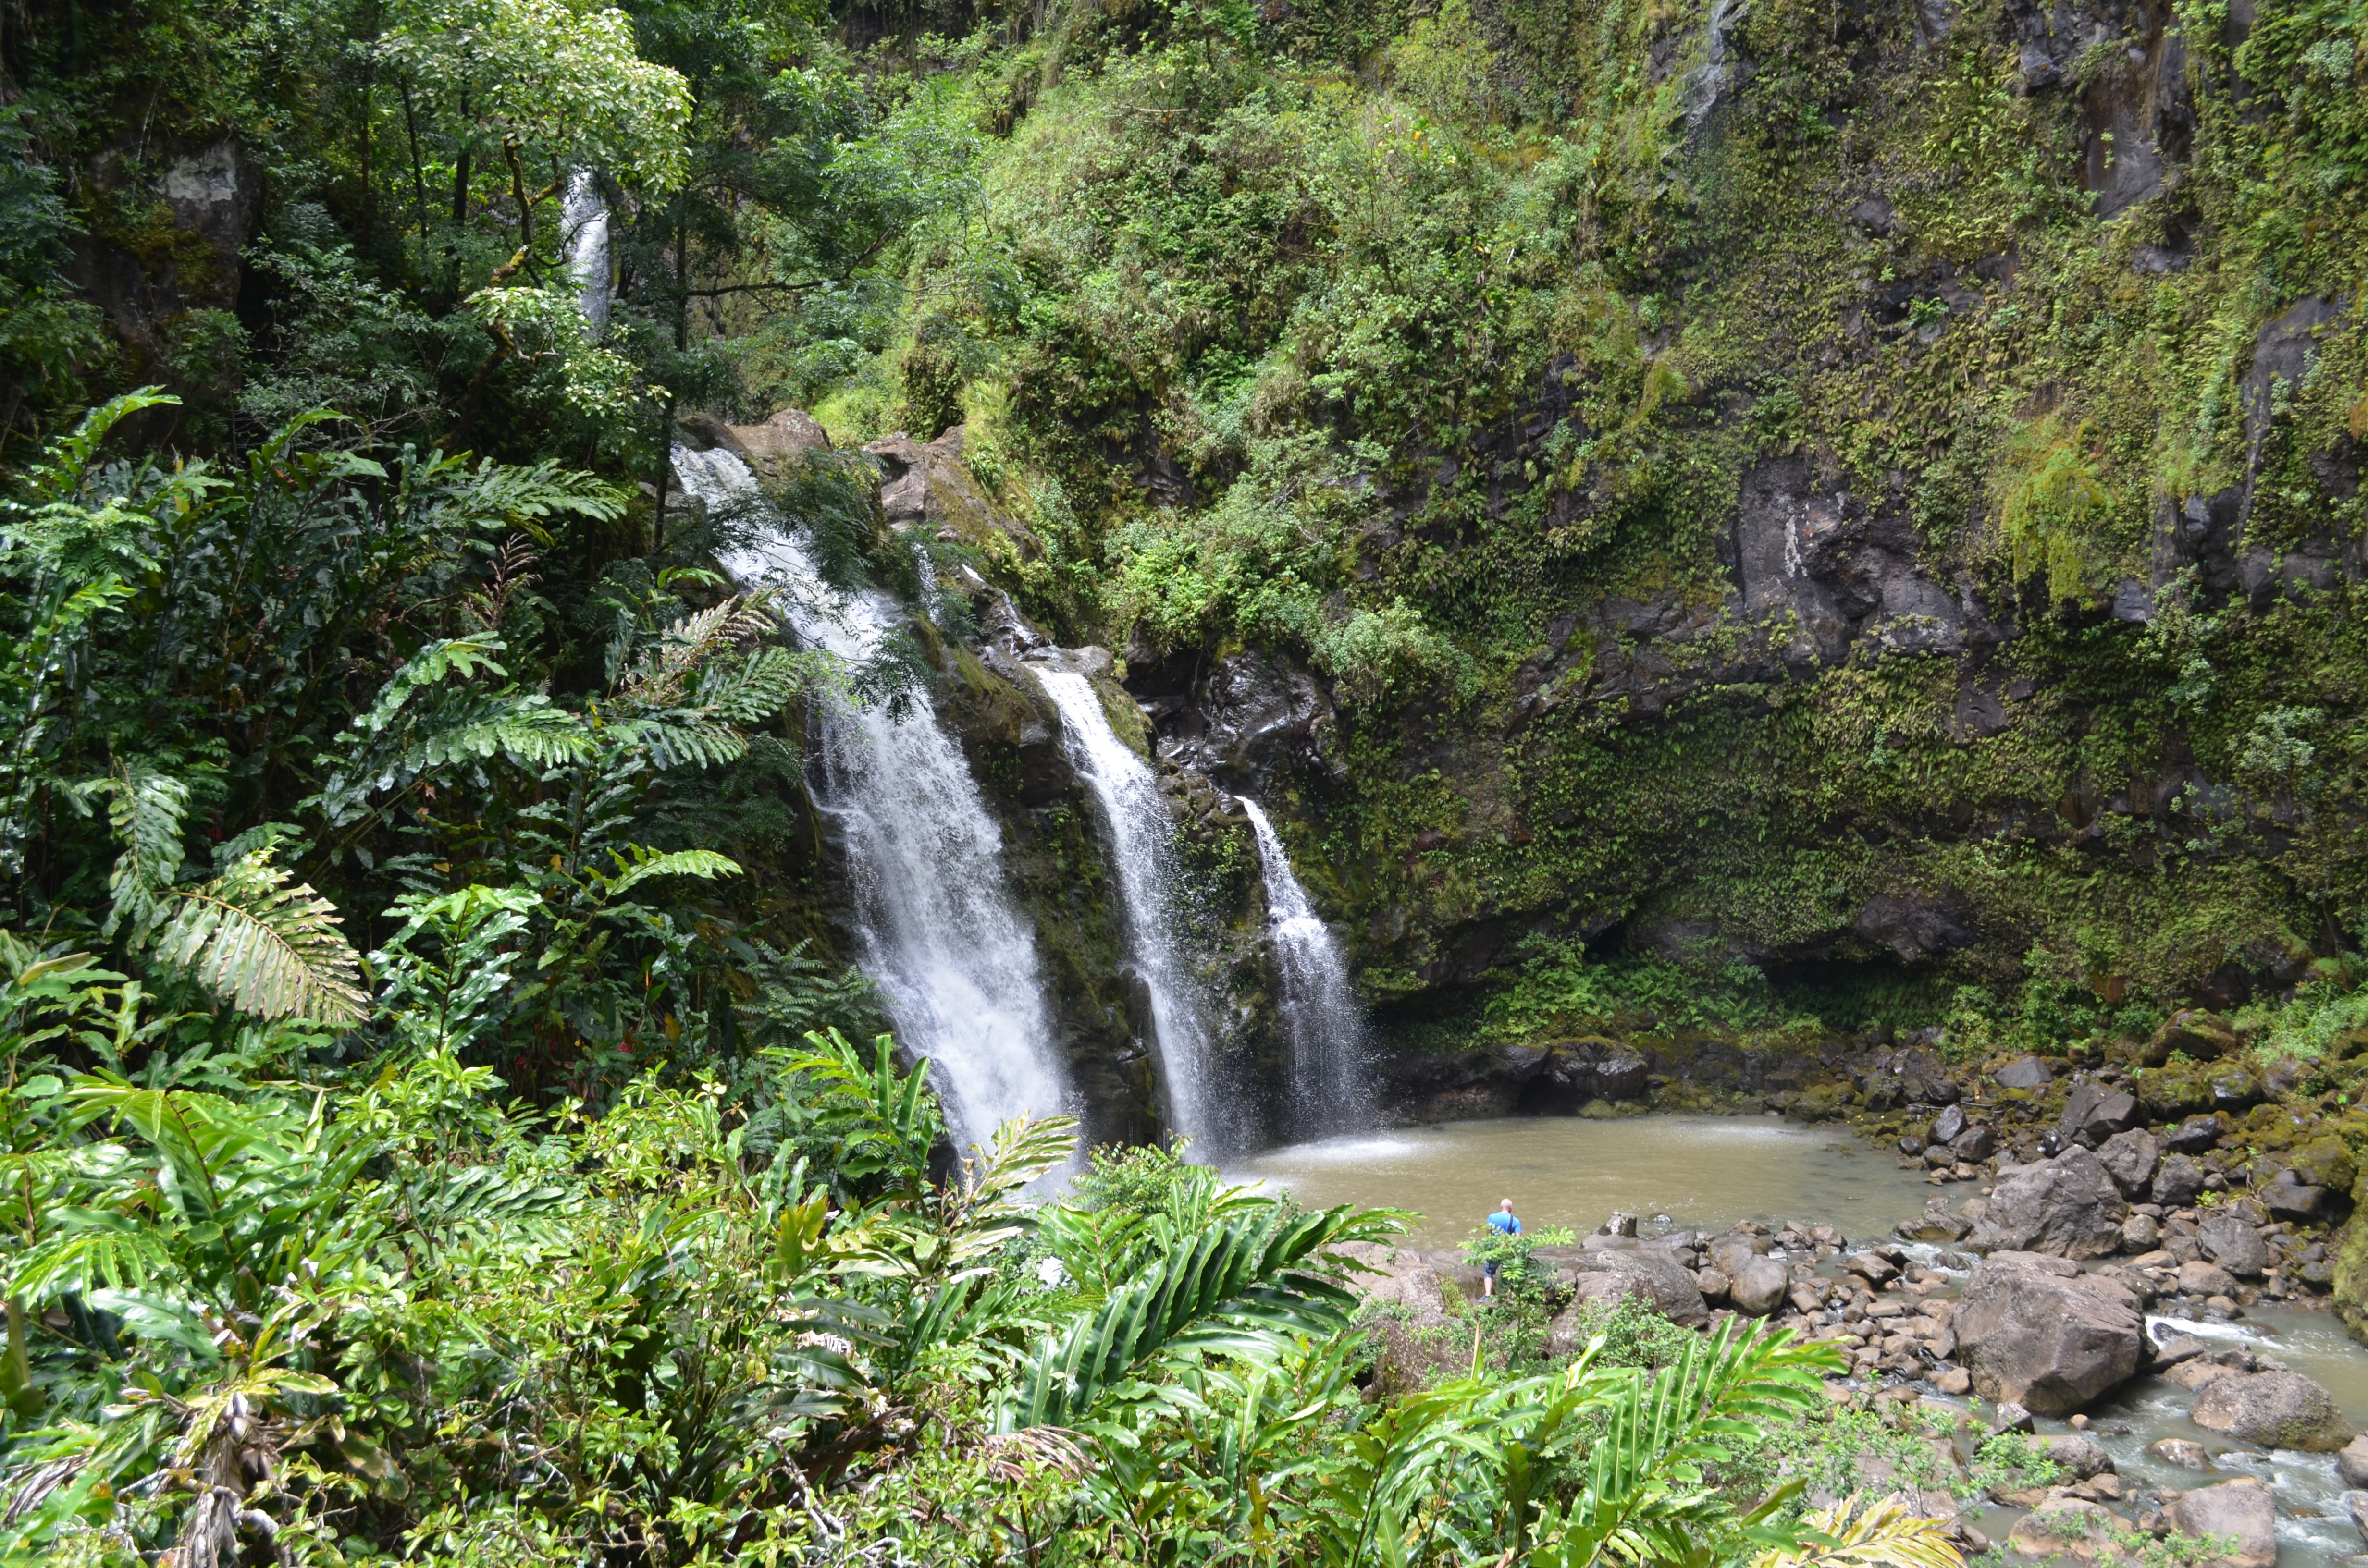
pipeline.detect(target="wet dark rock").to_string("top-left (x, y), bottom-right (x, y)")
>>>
top-left (1955, 1251), bottom-right (2144, 1415)
top-left (2288, 1136), bottom-right (2358, 1198)
top-left (2164, 1114), bottom-right (2225, 1153)
top-left (2153, 1009), bottom-right (2241, 1062)
top-left (1969, 1147), bottom-right (2129, 1258)
top-left (2096, 1128), bottom-right (2160, 1198)
top-left (2263, 1172), bottom-right (2328, 1219)
top-left (2198, 1212), bottom-right (2270, 1278)
top-left (1995, 1056), bottom-right (2055, 1090)
top-left (2121, 1213), bottom-right (2161, 1252)
top-left (1899, 1134), bottom-right (1927, 1157)
top-left (2345, 1492), bottom-right (2368, 1551)
top-left (2155, 1154), bottom-right (2207, 1208)
top-left (1931, 1103), bottom-right (1967, 1145)
top-left (1951, 1125), bottom-right (1998, 1163)
top-left (2059, 1081), bottom-right (2139, 1147)
top-left (2208, 1063), bottom-right (2264, 1112)
top-left (1850, 889), bottom-right (1977, 962)
top-left (2163, 1479), bottom-right (2276, 1568)
top-left (2191, 1369), bottom-right (2356, 1451)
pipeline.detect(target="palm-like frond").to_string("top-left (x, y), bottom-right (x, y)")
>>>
top-left (1752, 1495), bottom-right (1965, 1568)
top-left (1531, 1322), bottom-right (1841, 1568)
top-left (152, 848), bottom-right (368, 1022)
top-left (999, 1205), bottom-right (1376, 1433)
top-left (601, 845), bottom-right (742, 898)
top-left (1, 388), bottom-right (179, 509)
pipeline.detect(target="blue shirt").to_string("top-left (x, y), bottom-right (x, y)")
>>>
top-left (1486, 1211), bottom-right (1521, 1236)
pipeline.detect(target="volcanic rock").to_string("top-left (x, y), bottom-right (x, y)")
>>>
top-left (1968, 1147), bottom-right (2129, 1258)
top-left (2163, 1478), bottom-right (2276, 1568)
top-left (2095, 1128), bottom-right (2159, 1199)
top-left (2190, 1369), bottom-right (2357, 1451)
top-left (1954, 1251), bottom-right (2144, 1415)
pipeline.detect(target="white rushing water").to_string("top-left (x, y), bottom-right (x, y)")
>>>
top-left (671, 446), bottom-right (1072, 1152)
top-left (563, 171), bottom-right (611, 334)
top-left (1238, 799), bottom-right (1372, 1137)
top-left (1033, 668), bottom-right (1225, 1150)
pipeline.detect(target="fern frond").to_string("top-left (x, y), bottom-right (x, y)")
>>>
top-left (100, 761), bottom-right (190, 946)
top-left (636, 717), bottom-right (749, 771)
top-left (320, 638), bottom-right (593, 823)
top-left (603, 845), bottom-right (742, 899)
top-left (153, 849), bottom-right (368, 1023)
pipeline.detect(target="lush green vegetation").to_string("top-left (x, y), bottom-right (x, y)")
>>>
top-left (5, 0), bottom-right (2368, 1555)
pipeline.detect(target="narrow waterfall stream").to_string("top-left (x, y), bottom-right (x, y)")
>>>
top-left (562, 172), bottom-right (611, 334)
top-left (671, 446), bottom-right (1072, 1152)
top-left (1238, 800), bottom-right (1372, 1137)
top-left (1033, 669), bottom-right (1227, 1151)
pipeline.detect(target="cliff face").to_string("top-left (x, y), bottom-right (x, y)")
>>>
top-left (887, 0), bottom-right (2368, 1071)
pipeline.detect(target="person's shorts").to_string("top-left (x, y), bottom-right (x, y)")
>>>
top-left (1481, 1260), bottom-right (1500, 1278)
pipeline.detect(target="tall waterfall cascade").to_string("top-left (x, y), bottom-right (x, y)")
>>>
top-left (1238, 800), bottom-right (1374, 1137)
top-left (563, 172), bottom-right (611, 334)
top-left (1033, 668), bottom-right (1226, 1151)
top-left (670, 446), bottom-right (1072, 1152)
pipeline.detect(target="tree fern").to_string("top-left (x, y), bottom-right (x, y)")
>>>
top-left (152, 847), bottom-right (369, 1023)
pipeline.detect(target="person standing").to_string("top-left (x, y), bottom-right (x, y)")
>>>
top-left (1482, 1198), bottom-right (1520, 1298)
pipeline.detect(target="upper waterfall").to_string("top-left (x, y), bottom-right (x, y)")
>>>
top-left (1239, 799), bottom-right (1374, 1138)
top-left (563, 171), bottom-right (611, 334)
top-left (670, 445), bottom-right (1072, 1152)
top-left (1033, 667), bottom-right (1229, 1152)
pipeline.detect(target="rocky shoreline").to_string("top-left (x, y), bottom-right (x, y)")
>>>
top-left (1334, 1010), bottom-right (2368, 1564)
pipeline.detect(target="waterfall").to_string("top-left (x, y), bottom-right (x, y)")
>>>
top-left (1238, 800), bottom-right (1374, 1138)
top-left (563, 171), bottom-right (611, 334)
top-left (1033, 669), bottom-right (1226, 1150)
top-left (670, 446), bottom-right (1072, 1152)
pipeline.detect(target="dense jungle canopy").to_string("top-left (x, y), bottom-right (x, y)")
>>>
top-left (3, 0), bottom-right (2368, 1561)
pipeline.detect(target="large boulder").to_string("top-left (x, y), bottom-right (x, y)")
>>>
top-left (2059, 1081), bottom-right (2139, 1148)
top-left (2198, 1211), bottom-right (2270, 1278)
top-left (2003, 1498), bottom-right (2121, 1562)
top-left (2152, 1009), bottom-right (2241, 1063)
top-left (2163, 1478), bottom-right (2276, 1568)
top-left (2190, 1370), bottom-right (2358, 1451)
top-left (1954, 1251), bottom-right (2144, 1415)
top-left (1995, 1057), bottom-right (2055, 1090)
top-left (1968, 1148), bottom-right (2129, 1258)
top-left (1551, 1248), bottom-right (1711, 1328)
top-left (1334, 1242), bottom-right (1468, 1392)
top-left (1729, 1256), bottom-right (1791, 1317)
top-left (2094, 1128), bottom-right (2159, 1199)
top-left (2340, 1433), bottom-right (2368, 1489)
top-left (2154, 1154), bottom-right (2206, 1208)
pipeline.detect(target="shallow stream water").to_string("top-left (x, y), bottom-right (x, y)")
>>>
top-left (1235, 1115), bottom-right (2368, 1567)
